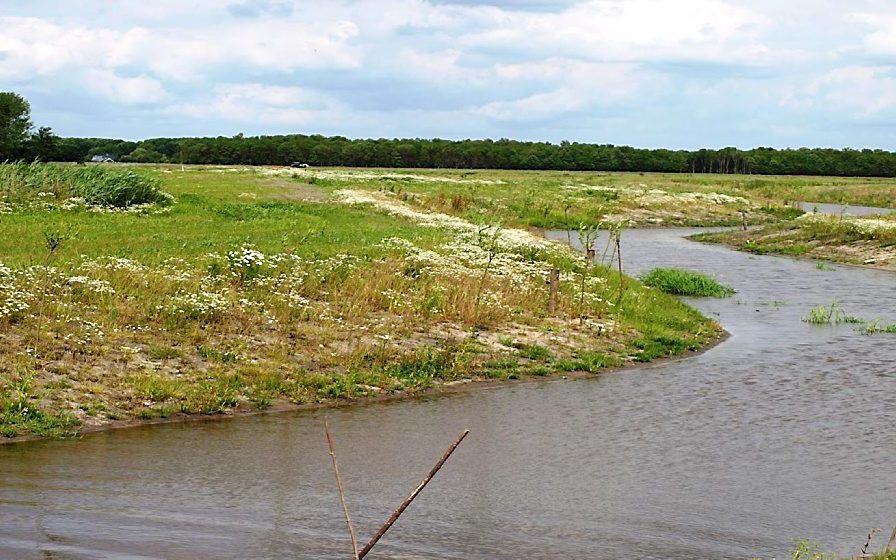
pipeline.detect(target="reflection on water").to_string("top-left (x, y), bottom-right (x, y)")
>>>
top-left (2, 229), bottom-right (895, 559)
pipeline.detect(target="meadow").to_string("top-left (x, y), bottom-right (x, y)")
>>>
top-left (0, 164), bottom-right (729, 438)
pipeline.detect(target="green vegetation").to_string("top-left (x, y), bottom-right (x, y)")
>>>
top-left (0, 92), bottom-right (33, 160)
top-left (802, 302), bottom-right (863, 325)
top-left (696, 212), bottom-right (896, 270)
top-left (789, 533), bottom-right (896, 560)
top-left (0, 164), bottom-right (721, 438)
top-left (5, 88), bottom-right (896, 179)
top-left (39, 133), bottom-right (896, 180)
top-left (640, 267), bottom-right (735, 297)
top-left (862, 321), bottom-right (896, 335)
top-left (0, 162), bottom-right (172, 207)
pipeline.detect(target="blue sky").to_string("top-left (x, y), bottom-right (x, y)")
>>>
top-left (2, 0), bottom-right (895, 149)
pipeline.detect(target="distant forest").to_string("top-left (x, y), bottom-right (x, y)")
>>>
top-left (34, 134), bottom-right (896, 177)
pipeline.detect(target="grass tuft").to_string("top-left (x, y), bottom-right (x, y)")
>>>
top-left (803, 301), bottom-right (864, 325)
top-left (641, 267), bottom-right (735, 297)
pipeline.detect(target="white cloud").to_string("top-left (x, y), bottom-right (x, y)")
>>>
top-left (802, 66), bottom-right (896, 116)
top-left (851, 12), bottom-right (896, 55)
top-left (0, 15), bottom-right (360, 84)
top-left (458, 0), bottom-right (769, 64)
top-left (85, 69), bottom-right (168, 105)
top-left (479, 60), bottom-right (653, 120)
top-left (171, 83), bottom-right (340, 124)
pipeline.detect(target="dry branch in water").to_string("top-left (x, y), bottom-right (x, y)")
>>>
top-left (323, 419), bottom-right (470, 559)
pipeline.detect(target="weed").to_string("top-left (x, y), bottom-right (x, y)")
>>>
top-left (483, 357), bottom-right (519, 378)
top-left (516, 343), bottom-right (553, 361)
top-left (790, 539), bottom-right (835, 560)
top-left (803, 302), bottom-right (864, 325)
top-left (147, 344), bottom-right (182, 360)
top-left (528, 365), bottom-right (552, 376)
top-left (862, 321), bottom-right (896, 334)
top-left (631, 335), bottom-right (690, 362)
top-left (196, 345), bottom-right (240, 363)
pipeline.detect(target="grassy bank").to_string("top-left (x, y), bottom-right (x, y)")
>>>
top-left (695, 212), bottom-right (896, 270)
top-left (0, 164), bottom-right (725, 438)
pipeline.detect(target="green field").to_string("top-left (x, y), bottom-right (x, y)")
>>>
top-left (0, 164), bottom-right (731, 438)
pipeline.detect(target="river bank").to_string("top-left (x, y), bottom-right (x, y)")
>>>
top-left (0, 165), bottom-right (721, 440)
top-left (693, 210), bottom-right (896, 271)
top-left (0, 326), bottom-right (730, 445)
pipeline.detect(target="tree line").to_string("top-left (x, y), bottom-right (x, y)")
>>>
top-left (52, 135), bottom-right (896, 177)
top-left (3, 91), bottom-right (895, 177)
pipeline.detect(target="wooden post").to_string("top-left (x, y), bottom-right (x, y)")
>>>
top-left (358, 430), bottom-right (470, 559)
top-left (615, 235), bottom-right (623, 279)
top-left (740, 210), bottom-right (748, 231)
top-left (547, 268), bottom-right (559, 313)
top-left (615, 233), bottom-right (625, 304)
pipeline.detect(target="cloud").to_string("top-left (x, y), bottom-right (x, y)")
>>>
top-left (171, 83), bottom-right (340, 124)
top-left (456, 0), bottom-right (769, 64)
top-left (84, 69), bottom-right (168, 105)
top-left (0, 14), bottom-right (360, 84)
top-left (785, 66), bottom-right (896, 116)
top-left (4, 1), bottom-right (896, 148)
top-left (227, 0), bottom-right (294, 18)
top-left (478, 59), bottom-right (654, 120)
top-left (851, 12), bottom-right (896, 56)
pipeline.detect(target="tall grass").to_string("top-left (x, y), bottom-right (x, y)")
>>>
top-left (641, 267), bottom-right (735, 297)
top-left (0, 162), bottom-right (171, 207)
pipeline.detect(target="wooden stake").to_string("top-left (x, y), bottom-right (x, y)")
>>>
top-left (358, 430), bottom-right (470, 559)
top-left (547, 268), bottom-right (559, 313)
top-left (615, 233), bottom-right (625, 303)
top-left (324, 417), bottom-right (359, 560)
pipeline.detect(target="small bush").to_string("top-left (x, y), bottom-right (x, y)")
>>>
top-left (641, 267), bottom-right (735, 297)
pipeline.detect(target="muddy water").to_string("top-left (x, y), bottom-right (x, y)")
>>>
top-left (2, 230), bottom-right (895, 560)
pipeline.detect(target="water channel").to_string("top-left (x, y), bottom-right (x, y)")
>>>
top-left (1, 228), bottom-right (894, 559)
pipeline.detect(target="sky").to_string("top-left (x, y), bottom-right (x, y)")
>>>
top-left (1, 0), bottom-right (896, 149)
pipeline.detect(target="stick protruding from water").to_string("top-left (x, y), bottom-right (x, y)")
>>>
top-left (357, 429), bottom-right (470, 559)
top-left (324, 416), bottom-right (359, 560)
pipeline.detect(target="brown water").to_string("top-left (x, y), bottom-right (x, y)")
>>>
top-left (2, 229), bottom-right (895, 560)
